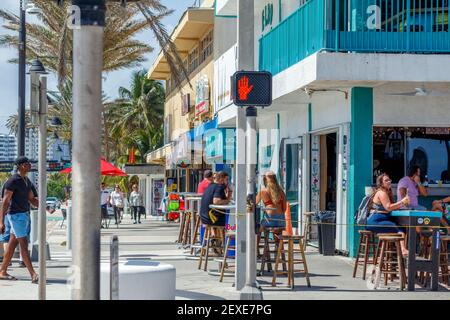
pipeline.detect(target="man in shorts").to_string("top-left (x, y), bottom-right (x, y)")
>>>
top-left (0, 156), bottom-right (39, 283)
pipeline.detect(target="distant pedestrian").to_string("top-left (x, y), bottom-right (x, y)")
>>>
top-left (111, 185), bottom-right (124, 225)
top-left (0, 156), bottom-right (39, 283)
top-left (197, 170), bottom-right (214, 195)
top-left (129, 184), bottom-right (143, 224)
top-left (100, 182), bottom-right (111, 228)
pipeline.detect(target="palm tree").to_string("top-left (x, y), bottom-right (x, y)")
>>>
top-left (106, 70), bottom-right (165, 163)
top-left (0, 0), bottom-right (189, 89)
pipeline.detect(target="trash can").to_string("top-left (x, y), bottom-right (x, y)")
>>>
top-left (314, 211), bottom-right (336, 256)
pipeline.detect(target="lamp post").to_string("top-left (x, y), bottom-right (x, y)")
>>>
top-left (29, 58), bottom-right (49, 300)
top-left (18, 0), bottom-right (41, 157)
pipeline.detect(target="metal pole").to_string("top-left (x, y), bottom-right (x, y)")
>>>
top-left (235, 0), bottom-right (254, 292)
top-left (66, 201), bottom-right (72, 250)
top-left (38, 75), bottom-right (48, 300)
top-left (18, 0), bottom-right (26, 156)
top-left (240, 106), bottom-right (262, 300)
top-left (71, 0), bottom-right (105, 300)
top-left (110, 236), bottom-right (119, 300)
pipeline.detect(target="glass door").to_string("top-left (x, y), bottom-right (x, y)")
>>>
top-left (283, 138), bottom-right (302, 229)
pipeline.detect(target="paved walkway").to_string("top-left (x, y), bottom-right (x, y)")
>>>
top-left (0, 212), bottom-right (448, 300)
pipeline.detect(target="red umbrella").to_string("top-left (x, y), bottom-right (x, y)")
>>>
top-left (60, 158), bottom-right (127, 176)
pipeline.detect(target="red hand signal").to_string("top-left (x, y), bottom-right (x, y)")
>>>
top-left (237, 76), bottom-right (253, 101)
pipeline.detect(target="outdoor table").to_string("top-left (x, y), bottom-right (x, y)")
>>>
top-left (391, 210), bottom-right (442, 291)
top-left (207, 203), bottom-right (236, 276)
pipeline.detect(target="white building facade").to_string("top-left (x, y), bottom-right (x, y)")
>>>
top-left (215, 0), bottom-right (450, 256)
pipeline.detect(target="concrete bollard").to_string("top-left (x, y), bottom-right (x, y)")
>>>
top-left (100, 260), bottom-right (176, 300)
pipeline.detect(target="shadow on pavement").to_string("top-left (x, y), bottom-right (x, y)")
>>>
top-left (175, 289), bottom-right (226, 300)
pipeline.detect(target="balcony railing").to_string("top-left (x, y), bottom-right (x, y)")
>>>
top-left (259, 0), bottom-right (450, 75)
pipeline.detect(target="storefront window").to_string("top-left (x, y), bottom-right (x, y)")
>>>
top-left (373, 127), bottom-right (450, 184)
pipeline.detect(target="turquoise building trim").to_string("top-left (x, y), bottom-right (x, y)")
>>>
top-left (308, 103), bottom-right (312, 132)
top-left (259, 0), bottom-right (450, 75)
top-left (348, 87), bottom-right (373, 257)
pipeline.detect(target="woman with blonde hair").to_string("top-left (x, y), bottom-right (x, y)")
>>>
top-left (256, 171), bottom-right (287, 229)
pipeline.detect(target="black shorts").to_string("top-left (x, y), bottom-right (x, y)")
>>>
top-left (200, 210), bottom-right (226, 227)
top-left (101, 205), bottom-right (108, 218)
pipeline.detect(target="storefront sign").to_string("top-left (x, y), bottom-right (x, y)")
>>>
top-left (195, 75), bottom-right (210, 117)
top-left (262, 3), bottom-right (274, 32)
top-left (181, 93), bottom-right (191, 116)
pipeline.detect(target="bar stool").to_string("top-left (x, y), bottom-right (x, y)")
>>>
top-left (198, 225), bottom-right (225, 271)
top-left (374, 234), bottom-right (407, 290)
top-left (272, 235), bottom-right (311, 289)
top-left (353, 230), bottom-right (376, 280)
top-left (302, 212), bottom-right (314, 250)
top-left (417, 231), bottom-right (432, 285)
top-left (181, 210), bottom-right (192, 246)
top-left (177, 211), bottom-right (186, 244)
top-left (190, 215), bottom-right (202, 256)
top-left (219, 231), bottom-right (236, 282)
top-left (259, 227), bottom-right (285, 275)
top-left (439, 235), bottom-right (449, 285)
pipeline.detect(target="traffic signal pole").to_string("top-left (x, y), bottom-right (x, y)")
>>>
top-left (237, 0), bottom-right (262, 300)
top-left (71, 0), bottom-right (105, 300)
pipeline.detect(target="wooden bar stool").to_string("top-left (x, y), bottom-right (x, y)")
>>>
top-left (177, 211), bottom-right (186, 244)
top-left (182, 210), bottom-right (192, 246)
top-left (353, 230), bottom-right (376, 280)
top-left (374, 234), bottom-right (407, 290)
top-left (259, 227), bottom-right (285, 275)
top-left (417, 232), bottom-right (432, 285)
top-left (198, 225), bottom-right (225, 271)
top-left (439, 235), bottom-right (449, 285)
top-left (302, 212), bottom-right (314, 250)
top-left (190, 215), bottom-right (202, 256)
top-left (272, 235), bottom-right (311, 289)
top-left (219, 232), bottom-right (236, 282)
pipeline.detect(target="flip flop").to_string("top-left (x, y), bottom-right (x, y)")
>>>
top-left (31, 275), bottom-right (39, 284)
top-left (0, 274), bottom-right (17, 281)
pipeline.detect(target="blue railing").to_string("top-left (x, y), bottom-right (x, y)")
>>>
top-left (260, 0), bottom-right (450, 75)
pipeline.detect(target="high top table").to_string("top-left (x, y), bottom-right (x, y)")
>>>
top-left (184, 194), bottom-right (203, 249)
top-left (391, 210), bottom-right (442, 291)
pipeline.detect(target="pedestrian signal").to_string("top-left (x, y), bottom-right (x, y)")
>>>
top-left (232, 71), bottom-right (272, 107)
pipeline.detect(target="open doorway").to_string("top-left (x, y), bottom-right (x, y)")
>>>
top-left (320, 133), bottom-right (337, 211)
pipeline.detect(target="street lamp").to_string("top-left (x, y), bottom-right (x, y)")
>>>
top-left (28, 58), bottom-right (49, 300)
top-left (18, 0), bottom-right (42, 157)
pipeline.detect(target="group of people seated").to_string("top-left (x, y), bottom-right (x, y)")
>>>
top-left (366, 165), bottom-right (450, 256)
top-left (198, 170), bottom-right (287, 239)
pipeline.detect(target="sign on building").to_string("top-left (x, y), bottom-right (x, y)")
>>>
top-left (232, 71), bottom-right (272, 107)
top-left (195, 75), bottom-right (210, 117)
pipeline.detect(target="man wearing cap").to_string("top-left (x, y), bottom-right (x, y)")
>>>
top-left (197, 170), bottom-right (214, 195)
top-left (0, 156), bottom-right (39, 283)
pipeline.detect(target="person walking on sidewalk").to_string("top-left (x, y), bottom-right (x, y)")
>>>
top-left (129, 184), bottom-right (143, 224)
top-left (0, 156), bottom-right (39, 283)
top-left (111, 185), bottom-right (125, 225)
top-left (100, 182), bottom-right (111, 228)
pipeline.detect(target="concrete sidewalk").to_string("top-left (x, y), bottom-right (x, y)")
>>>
top-left (0, 213), bottom-right (448, 300)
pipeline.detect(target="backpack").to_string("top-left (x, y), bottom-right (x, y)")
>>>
top-left (355, 194), bottom-right (373, 226)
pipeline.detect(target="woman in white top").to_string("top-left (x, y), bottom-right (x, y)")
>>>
top-left (129, 184), bottom-right (143, 224)
top-left (111, 185), bottom-right (125, 225)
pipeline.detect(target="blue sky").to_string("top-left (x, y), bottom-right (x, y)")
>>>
top-left (0, 0), bottom-right (192, 134)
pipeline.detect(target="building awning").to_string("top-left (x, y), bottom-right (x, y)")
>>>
top-left (147, 8), bottom-right (214, 80)
top-left (146, 143), bottom-right (173, 165)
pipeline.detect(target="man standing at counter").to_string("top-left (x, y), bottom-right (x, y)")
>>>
top-left (397, 165), bottom-right (428, 210)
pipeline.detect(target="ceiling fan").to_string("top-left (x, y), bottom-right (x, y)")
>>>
top-left (387, 86), bottom-right (450, 97)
